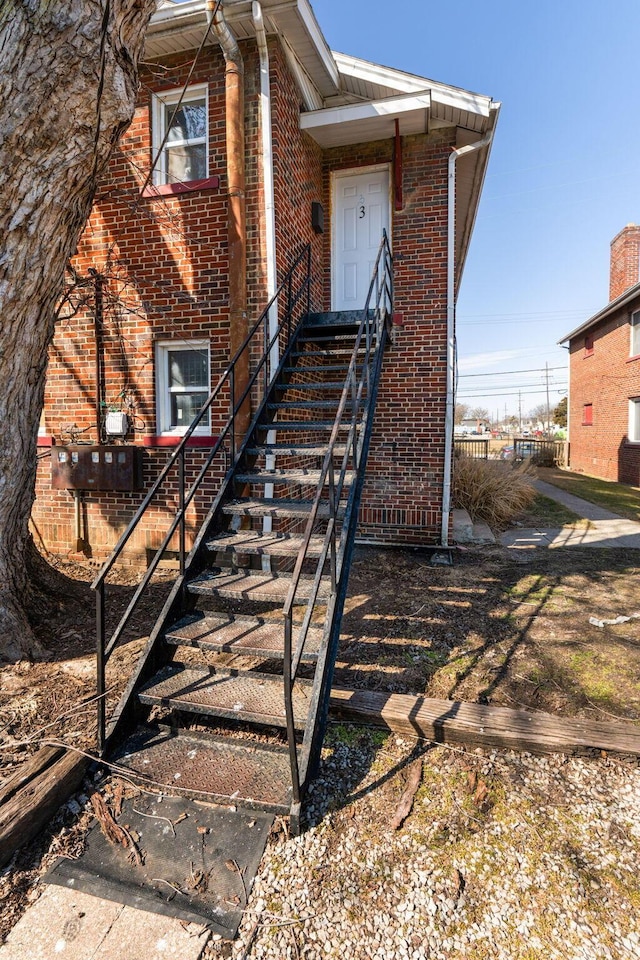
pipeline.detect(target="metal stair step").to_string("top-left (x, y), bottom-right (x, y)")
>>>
top-left (246, 444), bottom-right (349, 457)
top-left (222, 497), bottom-right (344, 519)
top-left (282, 364), bottom-right (356, 374)
top-left (276, 381), bottom-right (350, 391)
top-left (306, 310), bottom-right (371, 327)
top-left (113, 726), bottom-right (293, 813)
top-left (267, 400), bottom-right (343, 410)
top-left (138, 664), bottom-right (311, 730)
top-left (234, 469), bottom-right (354, 486)
top-left (206, 529), bottom-right (327, 557)
top-left (188, 568), bottom-right (332, 602)
top-left (257, 420), bottom-right (361, 432)
top-left (165, 612), bottom-right (323, 660)
top-left (291, 348), bottom-right (367, 358)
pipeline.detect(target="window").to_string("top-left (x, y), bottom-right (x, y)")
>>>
top-left (584, 334), bottom-right (594, 357)
top-left (631, 310), bottom-right (640, 358)
top-left (630, 398), bottom-right (640, 442)
top-left (153, 85), bottom-right (208, 187)
top-left (582, 403), bottom-right (593, 426)
top-left (156, 341), bottom-right (210, 435)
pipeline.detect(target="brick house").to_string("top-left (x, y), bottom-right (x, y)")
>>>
top-left (561, 224), bottom-right (640, 486)
top-left (33, 0), bottom-right (500, 561)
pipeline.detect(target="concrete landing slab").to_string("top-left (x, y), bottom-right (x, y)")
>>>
top-left (0, 886), bottom-right (209, 960)
top-left (501, 520), bottom-right (640, 550)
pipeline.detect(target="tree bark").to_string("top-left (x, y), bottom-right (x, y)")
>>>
top-left (0, 0), bottom-right (155, 661)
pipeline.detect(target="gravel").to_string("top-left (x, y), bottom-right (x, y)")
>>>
top-left (203, 726), bottom-right (640, 960)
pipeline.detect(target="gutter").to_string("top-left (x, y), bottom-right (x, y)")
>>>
top-left (441, 132), bottom-right (493, 548)
top-left (209, 0), bottom-right (249, 450)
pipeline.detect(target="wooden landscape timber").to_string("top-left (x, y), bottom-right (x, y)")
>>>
top-left (0, 745), bottom-right (86, 869)
top-left (329, 689), bottom-right (640, 758)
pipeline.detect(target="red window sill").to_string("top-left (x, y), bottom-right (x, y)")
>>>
top-left (142, 435), bottom-right (219, 448)
top-left (141, 176), bottom-right (220, 199)
top-left (37, 435), bottom-right (54, 447)
top-left (627, 354), bottom-right (640, 364)
top-left (581, 422), bottom-right (593, 427)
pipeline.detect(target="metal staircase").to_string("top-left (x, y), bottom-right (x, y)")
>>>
top-left (93, 234), bottom-right (393, 833)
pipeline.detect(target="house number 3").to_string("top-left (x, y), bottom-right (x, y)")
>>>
top-left (358, 195), bottom-right (366, 218)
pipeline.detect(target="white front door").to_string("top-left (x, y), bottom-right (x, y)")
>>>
top-left (332, 166), bottom-right (390, 312)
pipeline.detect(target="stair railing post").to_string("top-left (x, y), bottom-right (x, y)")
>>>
top-left (328, 460), bottom-right (337, 593)
top-left (306, 244), bottom-right (311, 318)
top-left (286, 271), bottom-right (293, 346)
top-left (179, 445), bottom-right (186, 577)
top-left (263, 313), bottom-right (268, 403)
top-left (350, 370), bottom-right (359, 470)
top-left (229, 366), bottom-right (236, 462)
top-left (283, 612), bottom-right (301, 804)
top-left (96, 583), bottom-right (106, 756)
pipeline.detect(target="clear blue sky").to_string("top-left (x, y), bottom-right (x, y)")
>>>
top-left (311, 0), bottom-right (640, 422)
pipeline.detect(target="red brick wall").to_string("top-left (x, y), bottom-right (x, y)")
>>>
top-left (34, 39), bottom-right (454, 558)
top-left (610, 224), bottom-right (640, 302)
top-left (568, 302), bottom-right (640, 485)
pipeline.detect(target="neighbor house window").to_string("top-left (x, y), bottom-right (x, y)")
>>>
top-left (156, 340), bottom-right (211, 434)
top-left (630, 398), bottom-right (640, 442)
top-left (582, 403), bottom-right (593, 426)
top-left (153, 85), bottom-right (208, 187)
top-left (584, 334), bottom-right (594, 357)
top-left (631, 310), bottom-right (640, 358)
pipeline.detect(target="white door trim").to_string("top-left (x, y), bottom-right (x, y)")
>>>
top-left (331, 163), bottom-right (392, 311)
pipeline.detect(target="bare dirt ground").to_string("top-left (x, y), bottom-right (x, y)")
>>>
top-left (1, 539), bottom-right (639, 945)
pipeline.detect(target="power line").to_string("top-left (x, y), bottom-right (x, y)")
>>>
top-left (458, 365), bottom-right (565, 378)
top-left (457, 388), bottom-right (566, 399)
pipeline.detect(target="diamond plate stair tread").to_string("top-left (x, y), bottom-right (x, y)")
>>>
top-left (206, 529), bottom-right (327, 557)
top-left (276, 381), bottom-right (349, 390)
top-left (138, 665), bottom-right (311, 729)
top-left (187, 569), bottom-right (331, 602)
top-left (113, 727), bottom-right (292, 811)
top-left (165, 614), bottom-right (323, 659)
top-left (257, 420), bottom-right (361, 431)
top-left (234, 469), bottom-right (354, 485)
top-left (246, 444), bottom-right (349, 456)
top-left (282, 364), bottom-right (356, 373)
top-left (267, 400), bottom-right (345, 409)
top-left (222, 497), bottom-right (344, 519)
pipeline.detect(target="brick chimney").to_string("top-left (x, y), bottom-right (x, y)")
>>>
top-left (610, 223), bottom-right (640, 301)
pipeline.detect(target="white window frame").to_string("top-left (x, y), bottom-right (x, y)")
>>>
top-left (629, 397), bottom-right (640, 443)
top-left (631, 310), bottom-right (640, 358)
top-left (152, 84), bottom-right (209, 187)
top-left (156, 340), bottom-right (211, 436)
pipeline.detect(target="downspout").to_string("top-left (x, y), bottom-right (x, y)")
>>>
top-left (252, 1), bottom-right (278, 557)
top-left (209, 0), bottom-right (249, 450)
top-left (442, 134), bottom-right (493, 547)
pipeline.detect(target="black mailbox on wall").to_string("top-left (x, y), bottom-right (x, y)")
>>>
top-left (51, 445), bottom-right (143, 491)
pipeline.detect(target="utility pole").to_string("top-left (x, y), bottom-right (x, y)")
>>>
top-left (545, 361), bottom-right (551, 438)
top-left (518, 390), bottom-right (522, 434)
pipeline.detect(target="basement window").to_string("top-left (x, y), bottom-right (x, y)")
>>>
top-left (631, 311), bottom-right (640, 358)
top-left (156, 340), bottom-right (211, 435)
top-left (152, 85), bottom-right (208, 187)
top-left (582, 403), bottom-right (593, 426)
top-left (630, 398), bottom-right (640, 443)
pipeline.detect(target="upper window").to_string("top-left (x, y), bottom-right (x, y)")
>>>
top-left (153, 85), bottom-right (208, 187)
top-left (631, 310), bottom-right (640, 358)
top-left (156, 340), bottom-right (211, 435)
top-left (582, 403), bottom-right (593, 426)
top-left (584, 334), bottom-right (594, 357)
top-left (629, 398), bottom-right (640, 443)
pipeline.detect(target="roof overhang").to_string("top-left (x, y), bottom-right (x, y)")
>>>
top-left (300, 90), bottom-right (432, 148)
top-left (559, 281), bottom-right (640, 344)
top-left (147, 0), bottom-right (339, 99)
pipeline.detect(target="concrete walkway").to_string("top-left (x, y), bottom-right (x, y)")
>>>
top-left (501, 478), bottom-right (640, 550)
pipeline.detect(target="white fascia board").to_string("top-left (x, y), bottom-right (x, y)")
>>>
top-left (334, 51), bottom-right (493, 118)
top-left (286, 0), bottom-right (339, 90)
top-left (559, 281), bottom-right (640, 344)
top-left (301, 90), bottom-right (431, 135)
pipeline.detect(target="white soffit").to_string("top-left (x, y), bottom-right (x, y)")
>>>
top-left (301, 91), bottom-right (432, 147)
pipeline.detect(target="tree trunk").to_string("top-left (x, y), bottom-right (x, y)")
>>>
top-left (0, 0), bottom-right (155, 661)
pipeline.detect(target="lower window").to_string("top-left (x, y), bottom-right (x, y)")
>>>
top-left (582, 403), bottom-right (593, 426)
top-left (629, 398), bottom-right (640, 443)
top-left (156, 340), bottom-right (211, 435)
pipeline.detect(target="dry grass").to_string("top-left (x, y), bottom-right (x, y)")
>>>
top-left (452, 455), bottom-right (536, 529)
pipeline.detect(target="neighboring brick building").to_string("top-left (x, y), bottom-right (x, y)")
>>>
top-left (33, 0), bottom-right (499, 560)
top-left (561, 224), bottom-right (640, 485)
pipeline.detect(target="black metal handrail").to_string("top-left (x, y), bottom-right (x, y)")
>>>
top-left (92, 245), bottom-right (312, 752)
top-left (281, 232), bottom-right (393, 804)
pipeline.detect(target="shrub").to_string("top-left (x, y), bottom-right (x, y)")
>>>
top-left (452, 456), bottom-right (536, 529)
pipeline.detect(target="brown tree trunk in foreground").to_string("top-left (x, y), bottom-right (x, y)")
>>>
top-left (0, 0), bottom-right (155, 661)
